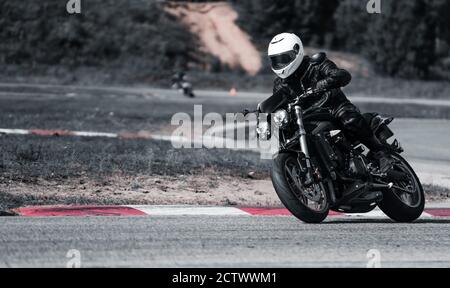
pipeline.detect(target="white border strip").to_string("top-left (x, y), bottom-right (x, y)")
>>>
top-left (128, 205), bottom-right (251, 216)
top-left (127, 205), bottom-right (436, 218)
top-left (72, 131), bottom-right (118, 138)
top-left (0, 128), bottom-right (30, 135)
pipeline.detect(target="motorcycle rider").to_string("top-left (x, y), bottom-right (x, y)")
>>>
top-left (171, 71), bottom-right (186, 87)
top-left (268, 33), bottom-right (392, 173)
top-left (171, 71), bottom-right (195, 97)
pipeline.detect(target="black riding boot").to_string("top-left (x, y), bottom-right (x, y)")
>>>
top-left (361, 135), bottom-right (394, 173)
top-left (336, 105), bottom-right (394, 173)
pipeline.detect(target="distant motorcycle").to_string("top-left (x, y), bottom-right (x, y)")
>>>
top-left (244, 89), bottom-right (425, 223)
top-left (171, 72), bottom-right (195, 98)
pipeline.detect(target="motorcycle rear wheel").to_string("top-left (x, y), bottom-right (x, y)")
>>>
top-left (271, 153), bottom-right (330, 223)
top-left (378, 153), bottom-right (425, 222)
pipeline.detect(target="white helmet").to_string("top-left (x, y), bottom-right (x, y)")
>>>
top-left (268, 33), bottom-right (304, 79)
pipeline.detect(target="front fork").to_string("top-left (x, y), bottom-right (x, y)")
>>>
top-left (294, 105), bottom-right (314, 186)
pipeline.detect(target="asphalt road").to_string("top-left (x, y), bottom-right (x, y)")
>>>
top-left (1, 216), bottom-right (449, 268)
top-left (390, 119), bottom-right (450, 188)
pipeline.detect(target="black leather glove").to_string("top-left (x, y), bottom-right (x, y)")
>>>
top-left (315, 80), bottom-right (329, 91)
top-left (303, 88), bottom-right (325, 99)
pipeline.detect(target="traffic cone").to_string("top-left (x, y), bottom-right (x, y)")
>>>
top-left (229, 86), bottom-right (237, 97)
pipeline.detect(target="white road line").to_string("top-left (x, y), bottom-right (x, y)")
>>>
top-left (126, 205), bottom-right (437, 218)
top-left (128, 205), bottom-right (251, 216)
top-left (343, 208), bottom-right (433, 218)
top-left (350, 95), bottom-right (450, 108)
top-left (0, 128), bottom-right (30, 135)
top-left (72, 131), bottom-right (118, 138)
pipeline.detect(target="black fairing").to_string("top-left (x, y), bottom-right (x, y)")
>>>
top-left (304, 111), bottom-right (335, 123)
top-left (258, 90), bottom-right (288, 114)
top-left (303, 110), bottom-right (339, 135)
top-left (307, 121), bottom-right (339, 135)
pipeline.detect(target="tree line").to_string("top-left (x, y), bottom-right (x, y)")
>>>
top-left (0, 0), bottom-right (195, 78)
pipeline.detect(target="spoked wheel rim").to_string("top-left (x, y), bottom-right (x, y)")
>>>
top-left (390, 154), bottom-right (422, 208)
top-left (284, 157), bottom-right (328, 213)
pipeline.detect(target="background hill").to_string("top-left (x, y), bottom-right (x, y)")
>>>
top-left (1, 0), bottom-right (449, 87)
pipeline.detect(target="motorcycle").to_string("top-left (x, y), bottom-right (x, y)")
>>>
top-left (171, 74), bottom-right (195, 98)
top-left (245, 89), bottom-right (425, 223)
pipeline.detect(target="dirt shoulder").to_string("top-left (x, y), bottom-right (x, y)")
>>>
top-left (1, 173), bottom-right (448, 212)
top-left (0, 174), bottom-right (281, 211)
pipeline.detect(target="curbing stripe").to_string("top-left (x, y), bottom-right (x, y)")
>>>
top-left (0, 128), bottom-right (169, 142)
top-left (128, 205), bottom-right (250, 216)
top-left (425, 209), bottom-right (450, 217)
top-left (14, 205), bottom-right (146, 217)
top-left (10, 205), bottom-right (450, 218)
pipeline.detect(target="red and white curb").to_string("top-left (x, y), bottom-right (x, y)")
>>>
top-left (0, 128), bottom-right (163, 140)
top-left (0, 128), bottom-right (230, 148)
top-left (11, 205), bottom-right (450, 218)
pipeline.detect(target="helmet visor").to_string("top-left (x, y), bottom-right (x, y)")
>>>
top-left (269, 50), bottom-right (297, 70)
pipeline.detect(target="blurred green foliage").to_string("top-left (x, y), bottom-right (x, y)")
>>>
top-left (335, 0), bottom-right (450, 79)
top-left (232, 0), bottom-right (339, 48)
top-left (0, 0), bottom-right (195, 74)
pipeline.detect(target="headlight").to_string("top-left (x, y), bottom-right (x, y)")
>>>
top-left (256, 122), bottom-right (270, 140)
top-left (273, 109), bottom-right (289, 128)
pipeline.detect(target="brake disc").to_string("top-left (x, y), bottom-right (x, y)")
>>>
top-left (303, 183), bottom-right (322, 202)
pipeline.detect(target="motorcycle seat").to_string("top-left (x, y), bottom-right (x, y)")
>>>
top-left (363, 113), bottom-right (394, 133)
top-left (304, 111), bottom-right (336, 123)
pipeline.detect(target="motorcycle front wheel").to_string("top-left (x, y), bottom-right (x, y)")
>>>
top-left (271, 153), bottom-right (330, 223)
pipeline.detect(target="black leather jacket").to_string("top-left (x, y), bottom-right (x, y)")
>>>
top-left (273, 53), bottom-right (352, 115)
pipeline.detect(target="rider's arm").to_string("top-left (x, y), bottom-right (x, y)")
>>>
top-left (314, 59), bottom-right (352, 91)
top-left (273, 77), bottom-right (295, 99)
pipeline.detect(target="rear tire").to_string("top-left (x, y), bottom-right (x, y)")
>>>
top-left (378, 153), bottom-right (425, 222)
top-left (271, 153), bottom-right (329, 223)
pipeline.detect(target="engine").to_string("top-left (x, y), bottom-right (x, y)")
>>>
top-left (346, 155), bottom-right (368, 178)
top-left (319, 130), bottom-right (369, 179)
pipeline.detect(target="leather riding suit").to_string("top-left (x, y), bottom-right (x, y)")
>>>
top-left (272, 53), bottom-right (384, 152)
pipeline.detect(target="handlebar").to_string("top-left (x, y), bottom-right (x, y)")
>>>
top-left (291, 88), bottom-right (328, 106)
top-left (241, 88), bottom-right (328, 115)
top-left (241, 108), bottom-right (259, 117)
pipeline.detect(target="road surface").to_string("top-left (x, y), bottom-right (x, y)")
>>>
top-left (0, 215), bottom-right (449, 268)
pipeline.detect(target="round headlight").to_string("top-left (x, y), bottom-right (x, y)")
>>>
top-left (256, 122), bottom-right (270, 140)
top-left (273, 109), bottom-right (289, 128)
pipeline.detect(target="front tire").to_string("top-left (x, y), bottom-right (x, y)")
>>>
top-left (378, 153), bottom-right (425, 222)
top-left (271, 153), bottom-right (330, 223)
